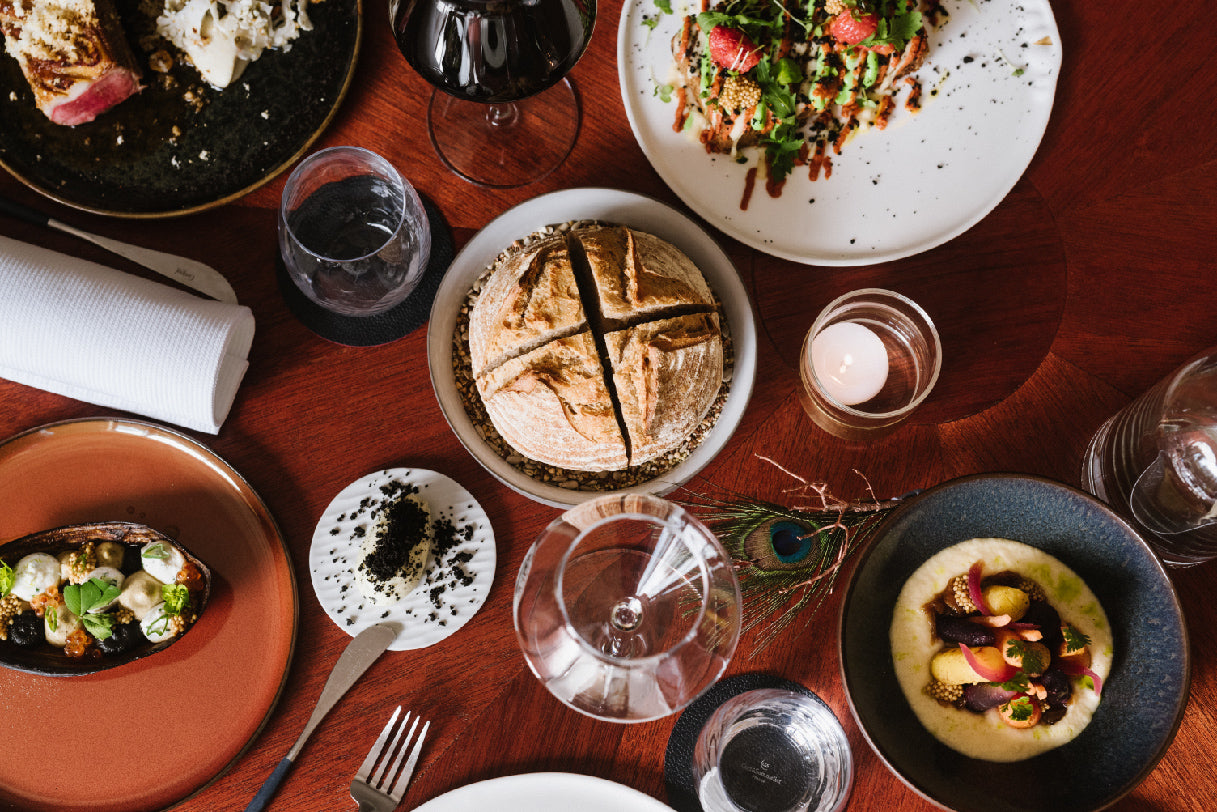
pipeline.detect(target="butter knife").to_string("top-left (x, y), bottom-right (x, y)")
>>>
top-left (244, 624), bottom-right (396, 812)
top-left (0, 194), bottom-right (239, 304)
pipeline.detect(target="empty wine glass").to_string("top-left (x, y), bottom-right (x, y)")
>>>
top-left (513, 494), bottom-right (741, 723)
top-left (390, 0), bottom-right (596, 187)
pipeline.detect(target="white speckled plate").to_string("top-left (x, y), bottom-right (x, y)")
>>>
top-left (308, 468), bottom-right (494, 651)
top-left (618, 0), bottom-right (1062, 265)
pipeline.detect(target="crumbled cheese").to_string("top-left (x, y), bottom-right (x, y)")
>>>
top-left (156, 0), bottom-right (312, 89)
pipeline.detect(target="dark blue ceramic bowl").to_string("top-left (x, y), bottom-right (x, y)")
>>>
top-left (839, 474), bottom-right (1189, 812)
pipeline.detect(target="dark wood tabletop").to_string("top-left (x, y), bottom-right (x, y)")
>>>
top-left (1, 1), bottom-right (1214, 811)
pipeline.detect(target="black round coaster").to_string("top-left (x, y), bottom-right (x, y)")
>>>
top-left (276, 195), bottom-right (455, 347)
top-left (664, 673), bottom-right (815, 812)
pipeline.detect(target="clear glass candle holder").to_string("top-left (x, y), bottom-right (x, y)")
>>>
top-left (693, 688), bottom-right (853, 812)
top-left (798, 289), bottom-right (941, 441)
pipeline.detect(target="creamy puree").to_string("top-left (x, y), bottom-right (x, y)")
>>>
top-left (890, 538), bottom-right (1113, 762)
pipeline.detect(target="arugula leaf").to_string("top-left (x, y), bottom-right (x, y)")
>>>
top-left (860, 11), bottom-right (922, 51)
top-left (0, 559), bottom-right (13, 597)
top-left (162, 584), bottom-right (190, 616)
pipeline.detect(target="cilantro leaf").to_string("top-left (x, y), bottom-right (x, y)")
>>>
top-left (0, 559), bottom-right (13, 597)
top-left (1062, 624), bottom-right (1092, 651)
top-left (1004, 696), bottom-right (1035, 722)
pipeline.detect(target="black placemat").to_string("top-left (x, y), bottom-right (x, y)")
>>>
top-left (664, 673), bottom-right (815, 812)
top-left (276, 195), bottom-right (454, 346)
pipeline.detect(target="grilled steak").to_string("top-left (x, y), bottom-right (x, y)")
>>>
top-left (1, 0), bottom-right (142, 125)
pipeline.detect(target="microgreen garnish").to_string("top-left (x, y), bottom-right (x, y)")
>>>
top-left (142, 542), bottom-right (170, 560)
top-left (162, 584), bottom-right (190, 616)
top-left (64, 577), bottom-right (122, 640)
top-left (46, 605), bottom-right (58, 633)
top-left (0, 559), bottom-right (13, 597)
top-left (654, 0), bottom-right (672, 14)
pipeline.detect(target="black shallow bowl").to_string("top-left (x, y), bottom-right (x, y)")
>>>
top-left (0, 0), bottom-right (360, 217)
top-left (840, 474), bottom-right (1189, 812)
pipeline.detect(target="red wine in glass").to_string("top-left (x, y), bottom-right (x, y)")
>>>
top-left (391, 0), bottom-right (596, 187)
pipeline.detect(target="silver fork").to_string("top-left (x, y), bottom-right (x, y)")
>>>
top-left (350, 706), bottom-right (430, 811)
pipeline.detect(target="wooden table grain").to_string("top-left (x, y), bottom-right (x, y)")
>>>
top-left (1, 2), bottom-right (1214, 811)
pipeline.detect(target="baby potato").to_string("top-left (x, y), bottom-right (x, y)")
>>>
top-left (930, 646), bottom-right (1006, 685)
top-left (982, 585), bottom-right (1030, 621)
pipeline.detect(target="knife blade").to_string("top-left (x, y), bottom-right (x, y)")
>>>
top-left (0, 194), bottom-right (239, 304)
top-left (244, 624), bottom-right (396, 812)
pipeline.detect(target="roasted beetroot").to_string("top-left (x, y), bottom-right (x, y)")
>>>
top-left (935, 613), bottom-right (997, 647)
top-left (963, 683), bottom-right (1019, 713)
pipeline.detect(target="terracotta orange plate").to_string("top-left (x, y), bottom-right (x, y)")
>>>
top-left (0, 418), bottom-right (297, 812)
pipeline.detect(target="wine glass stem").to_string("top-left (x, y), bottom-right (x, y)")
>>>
top-left (605, 596), bottom-right (645, 657)
top-left (486, 103), bottom-right (520, 129)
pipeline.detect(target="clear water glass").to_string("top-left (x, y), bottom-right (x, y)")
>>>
top-left (1083, 349), bottom-right (1217, 566)
top-left (278, 146), bottom-right (430, 317)
top-left (694, 689), bottom-right (853, 812)
top-left (513, 493), bottom-right (741, 723)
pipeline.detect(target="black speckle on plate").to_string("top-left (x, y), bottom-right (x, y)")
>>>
top-left (0, 0), bottom-right (361, 217)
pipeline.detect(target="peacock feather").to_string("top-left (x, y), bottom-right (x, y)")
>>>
top-left (684, 458), bottom-right (899, 650)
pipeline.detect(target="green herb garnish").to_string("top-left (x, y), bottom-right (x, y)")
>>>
top-left (46, 605), bottom-right (58, 633)
top-left (0, 559), bottom-right (13, 597)
top-left (654, 0), bottom-right (672, 14)
top-left (63, 577), bottom-right (122, 641)
top-left (142, 542), bottom-right (170, 561)
top-left (1003, 695), bottom-right (1035, 722)
top-left (1004, 638), bottom-right (1047, 676)
top-left (1062, 625), bottom-right (1092, 651)
top-left (162, 584), bottom-right (190, 616)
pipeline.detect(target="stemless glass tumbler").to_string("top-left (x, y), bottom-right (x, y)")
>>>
top-left (513, 494), bottom-right (741, 723)
top-left (278, 146), bottom-right (430, 317)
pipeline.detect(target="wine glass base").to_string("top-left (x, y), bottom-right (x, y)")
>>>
top-left (427, 79), bottom-right (581, 188)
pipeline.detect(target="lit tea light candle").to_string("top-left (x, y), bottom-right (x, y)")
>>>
top-left (810, 321), bottom-right (889, 406)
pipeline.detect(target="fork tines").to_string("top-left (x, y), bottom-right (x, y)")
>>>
top-left (356, 706), bottom-right (430, 802)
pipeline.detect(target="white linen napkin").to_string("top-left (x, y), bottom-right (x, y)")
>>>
top-left (0, 235), bottom-right (255, 434)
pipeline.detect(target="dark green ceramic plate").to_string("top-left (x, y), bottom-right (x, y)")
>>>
top-left (0, 0), bottom-right (361, 218)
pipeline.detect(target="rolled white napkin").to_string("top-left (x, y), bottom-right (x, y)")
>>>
top-left (0, 235), bottom-right (255, 434)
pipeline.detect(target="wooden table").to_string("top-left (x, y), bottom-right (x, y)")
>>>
top-left (1, 1), bottom-right (1214, 810)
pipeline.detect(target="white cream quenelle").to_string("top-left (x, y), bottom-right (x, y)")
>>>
top-left (11, 553), bottom-right (59, 602)
top-left (140, 541), bottom-right (184, 585)
top-left (140, 602), bottom-right (177, 643)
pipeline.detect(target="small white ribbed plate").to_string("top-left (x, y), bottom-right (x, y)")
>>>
top-left (308, 467), bottom-right (495, 651)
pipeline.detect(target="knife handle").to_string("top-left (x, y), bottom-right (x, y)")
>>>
top-left (244, 757), bottom-right (294, 812)
top-left (0, 195), bottom-right (51, 228)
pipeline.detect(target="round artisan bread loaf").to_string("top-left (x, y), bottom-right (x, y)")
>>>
top-left (470, 225), bottom-right (724, 472)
